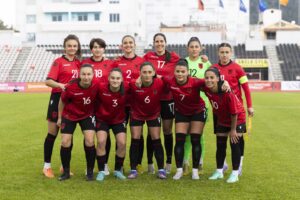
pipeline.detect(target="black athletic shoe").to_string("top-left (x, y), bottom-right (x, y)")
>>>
top-left (86, 169), bottom-right (94, 181)
top-left (59, 169), bottom-right (70, 181)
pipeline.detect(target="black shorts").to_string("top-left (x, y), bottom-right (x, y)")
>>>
top-left (61, 116), bottom-right (96, 134)
top-left (130, 117), bottom-right (161, 127)
top-left (46, 93), bottom-right (61, 122)
top-left (96, 120), bottom-right (126, 135)
top-left (175, 109), bottom-right (207, 123)
top-left (214, 122), bottom-right (246, 134)
top-left (160, 100), bottom-right (175, 119)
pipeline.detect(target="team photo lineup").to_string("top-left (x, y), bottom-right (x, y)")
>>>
top-left (42, 33), bottom-right (254, 184)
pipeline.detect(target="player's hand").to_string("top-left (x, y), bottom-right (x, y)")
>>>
top-left (248, 107), bottom-right (254, 117)
top-left (135, 76), bottom-right (142, 88)
top-left (221, 81), bottom-right (231, 92)
top-left (201, 55), bottom-right (209, 63)
top-left (229, 129), bottom-right (239, 144)
top-left (57, 118), bottom-right (62, 128)
top-left (58, 83), bottom-right (66, 91)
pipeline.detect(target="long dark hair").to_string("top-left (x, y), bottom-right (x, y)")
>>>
top-left (205, 67), bottom-right (224, 94)
top-left (109, 68), bottom-right (125, 95)
top-left (153, 33), bottom-right (171, 62)
top-left (63, 34), bottom-right (81, 59)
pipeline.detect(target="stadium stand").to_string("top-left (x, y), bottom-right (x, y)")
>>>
top-left (1, 43), bottom-right (299, 82)
top-left (276, 44), bottom-right (300, 81)
top-left (0, 45), bottom-right (21, 82)
top-left (234, 44), bottom-right (268, 59)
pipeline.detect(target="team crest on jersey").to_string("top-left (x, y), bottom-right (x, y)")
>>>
top-left (153, 89), bottom-right (157, 94)
top-left (198, 63), bottom-right (203, 69)
top-left (228, 69), bottom-right (233, 74)
top-left (186, 88), bottom-right (192, 94)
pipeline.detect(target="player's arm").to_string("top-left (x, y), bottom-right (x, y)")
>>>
top-left (57, 98), bottom-right (65, 128)
top-left (239, 75), bottom-right (254, 116)
top-left (45, 79), bottom-right (66, 90)
top-left (229, 114), bottom-right (239, 144)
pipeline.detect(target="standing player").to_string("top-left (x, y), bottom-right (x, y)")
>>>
top-left (82, 38), bottom-right (113, 175)
top-left (212, 43), bottom-right (254, 175)
top-left (183, 37), bottom-right (211, 175)
top-left (43, 34), bottom-right (81, 178)
top-left (57, 64), bottom-right (98, 181)
top-left (127, 62), bottom-right (166, 179)
top-left (161, 59), bottom-right (207, 180)
top-left (143, 33), bottom-right (180, 174)
top-left (204, 67), bottom-right (246, 183)
top-left (112, 35), bottom-right (144, 173)
top-left (95, 68), bottom-right (128, 181)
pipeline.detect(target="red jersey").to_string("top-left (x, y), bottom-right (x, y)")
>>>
top-left (95, 82), bottom-right (129, 124)
top-left (143, 51), bottom-right (180, 100)
top-left (213, 61), bottom-right (247, 104)
top-left (112, 55), bottom-right (144, 82)
top-left (129, 78), bottom-right (164, 121)
top-left (163, 77), bottom-right (206, 115)
top-left (81, 57), bottom-right (113, 82)
top-left (47, 55), bottom-right (81, 93)
top-left (61, 79), bottom-right (98, 121)
top-left (203, 88), bottom-right (246, 127)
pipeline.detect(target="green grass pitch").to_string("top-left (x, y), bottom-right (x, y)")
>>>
top-left (0, 92), bottom-right (299, 200)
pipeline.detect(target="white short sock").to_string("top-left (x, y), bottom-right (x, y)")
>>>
top-left (232, 170), bottom-right (239, 176)
top-left (217, 168), bottom-right (223, 174)
top-left (44, 162), bottom-right (51, 169)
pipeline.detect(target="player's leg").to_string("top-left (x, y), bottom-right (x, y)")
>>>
top-left (59, 118), bottom-right (76, 181)
top-left (128, 119), bottom-right (143, 179)
top-left (112, 123), bottom-right (127, 180)
top-left (43, 93), bottom-right (60, 178)
top-left (95, 121), bottom-right (109, 181)
top-left (148, 118), bottom-right (166, 179)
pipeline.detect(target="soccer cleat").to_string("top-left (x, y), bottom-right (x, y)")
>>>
top-left (238, 165), bottom-right (243, 176)
top-left (127, 170), bottom-right (138, 179)
top-left (165, 163), bottom-right (171, 174)
top-left (208, 170), bottom-right (224, 180)
top-left (157, 169), bottom-right (167, 179)
top-left (173, 170), bottom-right (183, 180)
top-left (96, 171), bottom-right (105, 182)
top-left (226, 173), bottom-right (239, 183)
top-left (86, 169), bottom-right (94, 181)
top-left (59, 169), bottom-right (70, 181)
top-left (192, 169), bottom-right (199, 180)
top-left (148, 164), bottom-right (155, 174)
top-left (60, 166), bottom-right (74, 176)
top-left (114, 171), bottom-right (126, 180)
top-left (223, 163), bottom-right (228, 173)
top-left (183, 163), bottom-right (190, 176)
top-left (136, 164), bottom-right (144, 174)
top-left (43, 167), bottom-right (55, 178)
top-left (198, 164), bottom-right (204, 175)
top-left (104, 164), bottom-right (110, 176)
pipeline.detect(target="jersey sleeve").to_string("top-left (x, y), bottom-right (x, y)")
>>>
top-left (193, 77), bottom-right (205, 88)
top-left (47, 59), bottom-right (60, 81)
top-left (170, 52), bottom-right (180, 63)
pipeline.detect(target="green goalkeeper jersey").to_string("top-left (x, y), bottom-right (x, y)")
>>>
top-left (185, 56), bottom-right (211, 108)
